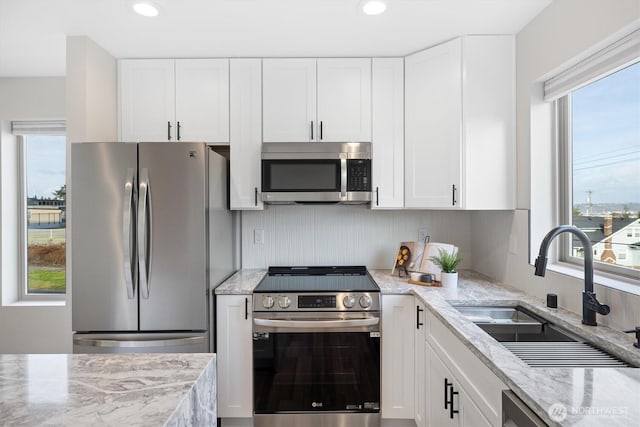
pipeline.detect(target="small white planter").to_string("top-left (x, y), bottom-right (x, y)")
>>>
top-left (440, 272), bottom-right (458, 289)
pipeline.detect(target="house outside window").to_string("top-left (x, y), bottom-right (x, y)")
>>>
top-left (546, 30), bottom-right (639, 281)
top-left (13, 121), bottom-right (66, 299)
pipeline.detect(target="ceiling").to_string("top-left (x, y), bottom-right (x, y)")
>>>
top-left (0, 0), bottom-right (552, 77)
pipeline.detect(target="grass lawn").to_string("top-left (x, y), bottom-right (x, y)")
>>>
top-left (28, 268), bottom-right (66, 293)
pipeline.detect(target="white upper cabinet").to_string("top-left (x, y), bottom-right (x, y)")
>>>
top-left (404, 35), bottom-right (515, 209)
top-left (262, 59), bottom-right (316, 142)
top-left (317, 58), bottom-right (371, 142)
top-left (262, 58), bottom-right (371, 143)
top-left (230, 59), bottom-right (263, 210)
top-left (175, 59), bottom-right (229, 142)
top-left (119, 58), bottom-right (229, 143)
top-left (119, 59), bottom-right (175, 142)
top-left (371, 58), bottom-right (404, 209)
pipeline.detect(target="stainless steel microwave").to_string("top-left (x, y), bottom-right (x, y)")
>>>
top-left (261, 142), bottom-right (372, 204)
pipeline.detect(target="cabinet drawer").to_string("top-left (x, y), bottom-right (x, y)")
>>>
top-left (427, 310), bottom-right (507, 426)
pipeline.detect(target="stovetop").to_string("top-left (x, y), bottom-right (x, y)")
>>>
top-left (254, 266), bottom-right (379, 293)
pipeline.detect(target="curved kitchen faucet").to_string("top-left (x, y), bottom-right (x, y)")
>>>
top-left (534, 225), bottom-right (610, 326)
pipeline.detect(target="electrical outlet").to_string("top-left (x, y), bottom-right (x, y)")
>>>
top-left (418, 228), bottom-right (429, 243)
top-left (254, 229), bottom-right (264, 245)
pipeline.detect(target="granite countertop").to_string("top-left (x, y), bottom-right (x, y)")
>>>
top-left (371, 269), bottom-right (640, 427)
top-left (0, 353), bottom-right (216, 426)
top-left (217, 268), bottom-right (640, 426)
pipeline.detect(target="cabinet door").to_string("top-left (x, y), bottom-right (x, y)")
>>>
top-left (372, 58), bottom-right (404, 209)
top-left (462, 35), bottom-right (515, 210)
top-left (317, 58), bottom-right (371, 142)
top-left (217, 295), bottom-right (253, 418)
top-left (119, 59), bottom-right (175, 142)
top-left (459, 386), bottom-right (493, 427)
top-left (263, 58), bottom-right (316, 142)
top-left (175, 59), bottom-right (229, 143)
top-left (414, 300), bottom-right (427, 427)
top-left (426, 341), bottom-right (458, 427)
top-left (405, 39), bottom-right (462, 208)
top-left (381, 295), bottom-right (414, 419)
top-left (230, 59), bottom-right (263, 210)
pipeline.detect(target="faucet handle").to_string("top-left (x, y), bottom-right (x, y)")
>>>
top-left (623, 327), bottom-right (640, 349)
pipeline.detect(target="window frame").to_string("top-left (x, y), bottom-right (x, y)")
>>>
top-left (16, 133), bottom-right (67, 302)
top-left (555, 68), bottom-right (640, 283)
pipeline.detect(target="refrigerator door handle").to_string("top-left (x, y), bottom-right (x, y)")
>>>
top-left (73, 336), bottom-right (205, 348)
top-left (122, 169), bottom-right (137, 299)
top-left (138, 168), bottom-right (151, 299)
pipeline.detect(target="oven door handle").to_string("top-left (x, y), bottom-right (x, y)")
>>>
top-left (253, 317), bottom-right (379, 329)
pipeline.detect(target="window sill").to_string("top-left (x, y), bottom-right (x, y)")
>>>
top-left (6, 300), bottom-right (66, 307)
top-left (547, 262), bottom-right (640, 296)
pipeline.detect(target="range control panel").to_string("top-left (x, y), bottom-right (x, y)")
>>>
top-left (253, 292), bottom-right (380, 312)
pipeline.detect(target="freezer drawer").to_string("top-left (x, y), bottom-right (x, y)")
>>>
top-left (73, 332), bottom-right (209, 354)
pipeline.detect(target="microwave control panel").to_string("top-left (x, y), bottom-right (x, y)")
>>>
top-left (347, 159), bottom-right (372, 192)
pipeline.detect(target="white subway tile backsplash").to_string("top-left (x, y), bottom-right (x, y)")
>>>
top-left (241, 206), bottom-right (472, 270)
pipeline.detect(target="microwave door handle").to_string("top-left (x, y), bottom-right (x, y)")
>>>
top-left (340, 155), bottom-right (347, 198)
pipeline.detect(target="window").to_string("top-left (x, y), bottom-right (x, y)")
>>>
top-left (13, 121), bottom-right (66, 299)
top-left (555, 60), bottom-right (639, 279)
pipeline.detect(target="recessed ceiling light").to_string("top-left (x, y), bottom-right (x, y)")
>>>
top-left (362, 0), bottom-right (387, 16)
top-left (133, 2), bottom-right (159, 17)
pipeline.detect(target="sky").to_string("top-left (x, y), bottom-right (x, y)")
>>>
top-left (572, 61), bottom-right (640, 206)
top-left (26, 135), bottom-right (65, 199)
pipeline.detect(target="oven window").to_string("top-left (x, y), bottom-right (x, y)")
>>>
top-left (253, 332), bottom-right (380, 413)
top-left (262, 160), bottom-right (341, 191)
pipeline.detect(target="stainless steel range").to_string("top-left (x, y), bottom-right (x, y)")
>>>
top-left (252, 266), bottom-right (381, 427)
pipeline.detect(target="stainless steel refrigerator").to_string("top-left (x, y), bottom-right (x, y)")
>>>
top-left (71, 142), bottom-right (234, 353)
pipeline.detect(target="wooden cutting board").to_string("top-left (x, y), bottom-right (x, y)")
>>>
top-left (408, 279), bottom-right (442, 287)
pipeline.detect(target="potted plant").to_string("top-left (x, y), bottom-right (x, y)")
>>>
top-left (429, 248), bottom-right (463, 288)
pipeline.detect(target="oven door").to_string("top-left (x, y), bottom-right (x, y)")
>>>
top-left (253, 312), bottom-right (381, 415)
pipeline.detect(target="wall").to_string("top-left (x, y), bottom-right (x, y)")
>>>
top-left (471, 0), bottom-right (640, 331)
top-left (0, 79), bottom-right (68, 354)
top-left (241, 206), bottom-right (472, 269)
top-left (0, 78), bottom-right (65, 119)
top-left (0, 36), bottom-right (117, 354)
top-left (65, 36), bottom-right (117, 144)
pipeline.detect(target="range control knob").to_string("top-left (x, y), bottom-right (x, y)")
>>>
top-left (262, 296), bottom-right (274, 309)
top-left (359, 294), bottom-right (372, 309)
top-left (343, 295), bottom-right (356, 309)
top-left (278, 296), bottom-right (292, 309)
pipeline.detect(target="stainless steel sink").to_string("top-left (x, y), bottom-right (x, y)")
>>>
top-left (453, 305), bottom-right (636, 368)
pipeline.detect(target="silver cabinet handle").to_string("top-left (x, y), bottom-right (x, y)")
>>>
top-left (122, 168), bottom-right (136, 299)
top-left (167, 121), bottom-right (172, 141)
top-left (452, 184), bottom-right (457, 206)
top-left (253, 318), bottom-right (379, 329)
top-left (310, 120), bottom-right (314, 141)
top-left (138, 168), bottom-right (151, 299)
top-left (73, 336), bottom-right (204, 348)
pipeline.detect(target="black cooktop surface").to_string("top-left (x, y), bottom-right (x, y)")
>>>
top-left (254, 266), bottom-right (379, 293)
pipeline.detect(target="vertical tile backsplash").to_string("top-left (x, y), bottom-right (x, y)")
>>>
top-left (241, 205), bottom-right (472, 270)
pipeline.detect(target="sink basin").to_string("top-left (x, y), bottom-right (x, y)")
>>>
top-left (453, 305), bottom-right (636, 368)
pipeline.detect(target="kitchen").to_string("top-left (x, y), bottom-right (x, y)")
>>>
top-left (0, 0), bottom-right (639, 426)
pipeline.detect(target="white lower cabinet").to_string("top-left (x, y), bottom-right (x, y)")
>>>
top-left (426, 341), bottom-right (492, 427)
top-left (414, 300), bottom-right (427, 427)
top-left (381, 295), bottom-right (415, 419)
top-left (424, 305), bottom-right (507, 427)
top-left (217, 295), bottom-right (253, 419)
